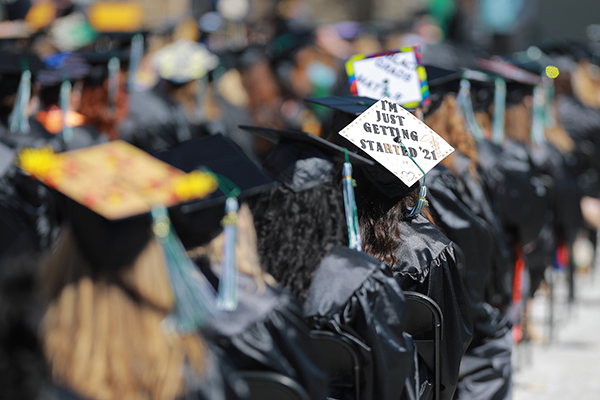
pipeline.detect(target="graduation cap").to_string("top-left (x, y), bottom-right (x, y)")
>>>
top-left (424, 65), bottom-right (464, 117)
top-left (152, 39), bottom-right (219, 84)
top-left (153, 133), bottom-right (275, 310)
top-left (238, 125), bottom-right (373, 191)
top-left (37, 52), bottom-right (92, 88)
top-left (238, 125), bottom-right (374, 250)
top-left (18, 141), bottom-right (220, 330)
top-left (305, 95), bottom-right (420, 146)
top-left (477, 58), bottom-right (540, 106)
top-left (153, 133), bottom-right (275, 249)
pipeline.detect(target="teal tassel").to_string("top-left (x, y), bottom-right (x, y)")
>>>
top-left (151, 205), bottom-right (218, 333)
top-left (108, 57), bottom-right (120, 116)
top-left (530, 84), bottom-right (546, 145)
top-left (342, 149), bottom-right (362, 251)
top-left (456, 78), bottom-right (484, 141)
top-left (217, 197), bottom-right (239, 311)
top-left (492, 78), bottom-right (506, 145)
top-left (544, 81), bottom-right (556, 128)
top-left (9, 70), bottom-right (31, 134)
top-left (59, 80), bottom-right (72, 143)
top-left (394, 137), bottom-right (428, 219)
top-left (128, 34), bottom-right (144, 92)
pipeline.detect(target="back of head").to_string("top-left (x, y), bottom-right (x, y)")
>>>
top-left (249, 181), bottom-right (346, 302)
top-left (40, 227), bottom-right (207, 400)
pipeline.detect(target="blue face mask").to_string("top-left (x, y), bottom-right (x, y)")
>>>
top-left (306, 60), bottom-right (337, 90)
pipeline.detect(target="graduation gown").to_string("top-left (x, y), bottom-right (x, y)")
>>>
top-left (426, 165), bottom-right (513, 400)
top-left (204, 272), bottom-right (328, 400)
top-left (556, 94), bottom-right (600, 196)
top-left (392, 214), bottom-right (473, 400)
top-left (303, 245), bottom-right (417, 400)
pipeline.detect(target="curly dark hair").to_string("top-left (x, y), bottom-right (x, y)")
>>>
top-left (353, 167), bottom-right (420, 267)
top-left (248, 182), bottom-right (347, 302)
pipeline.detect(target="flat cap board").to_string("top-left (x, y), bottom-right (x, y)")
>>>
top-left (339, 97), bottom-right (454, 187)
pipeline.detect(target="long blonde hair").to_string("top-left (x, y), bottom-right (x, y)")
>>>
top-left (188, 203), bottom-right (276, 292)
top-left (40, 227), bottom-right (206, 400)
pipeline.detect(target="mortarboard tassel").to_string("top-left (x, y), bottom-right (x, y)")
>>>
top-left (128, 33), bottom-right (144, 92)
top-left (9, 69), bottom-right (31, 134)
top-left (108, 57), bottom-right (120, 117)
top-left (456, 78), bottom-right (484, 141)
top-left (394, 137), bottom-right (428, 219)
top-left (342, 148), bottom-right (362, 251)
top-left (530, 84), bottom-right (547, 145)
top-left (544, 80), bottom-right (556, 129)
top-left (210, 172), bottom-right (241, 312)
top-left (217, 196), bottom-right (239, 311)
top-left (492, 77), bottom-right (506, 145)
top-left (152, 205), bottom-right (218, 333)
top-left (59, 79), bottom-right (73, 143)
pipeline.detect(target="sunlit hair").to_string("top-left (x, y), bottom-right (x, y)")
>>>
top-left (249, 182), bottom-right (347, 302)
top-left (188, 203), bottom-right (277, 293)
top-left (77, 72), bottom-right (129, 141)
top-left (504, 101), bottom-right (532, 144)
top-left (39, 227), bottom-right (206, 400)
top-left (425, 94), bottom-right (479, 179)
top-left (572, 60), bottom-right (600, 109)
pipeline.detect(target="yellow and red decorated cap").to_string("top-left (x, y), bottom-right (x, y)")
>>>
top-left (17, 141), bottom-right (218, 269)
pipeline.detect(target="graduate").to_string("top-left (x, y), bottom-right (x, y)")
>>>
top-left (120, 39), bottom-right (218, 153)
top-left (19, 141), bottom-right (249, 400)
top-left (420, 67), bottom-right (514, 400)
top-left (154, 134), bottom-right (329, 400)
top-left (308, 95), bottom-right (473, 400)
top-left (241, 125), bottom-right (419, 400)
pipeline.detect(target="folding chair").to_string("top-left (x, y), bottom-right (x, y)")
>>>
top-left (403, 291), bottom-right (443, 400)
top-left (310, 330), bottom-right (362, 400)
top-left (239, 371), bottom-right (311, 400)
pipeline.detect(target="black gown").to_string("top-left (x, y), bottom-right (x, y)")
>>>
top-left (303, 245), bottom-right (418, 400)
top-left (203, 271), bottom-right (328, 400)
top-left (391, 214), bottom-right (473, 400)
top-left (426, 163), bottom-right (513, 400)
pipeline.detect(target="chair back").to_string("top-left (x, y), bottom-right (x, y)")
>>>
top-left (403, 291), bottom-right (443, 400)
top-left (239, 371), bottom-right (311, 400)
top-left (310, 330), bottom-right (362, 400)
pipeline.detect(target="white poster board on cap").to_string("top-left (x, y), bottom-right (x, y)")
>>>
top-left (346, 47), bottom-right (428, 108)
top-left (339, 97), bottom-right (454, 187)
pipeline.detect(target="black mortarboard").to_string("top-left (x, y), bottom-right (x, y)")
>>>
top-left (17, 142), bottom-right (219, 271)
top-left (305, 96), bottom-right (419, 142)
top-left (153, 134), bottom-right (275, 248)
top-left (424, 65), bottom-right (464, 116)
top-left (477, 58), bottom-right (540, 107)
top-left (462, 69), bottom-right (495, 113)
top-left (238, 125), bottom-right (373, 192)
top-left (0, 50), bottom-right (44, 96)
top-left (37, 52), bottom-right (92, 87)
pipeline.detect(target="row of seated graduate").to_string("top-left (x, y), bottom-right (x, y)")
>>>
top-left (2, 44), bottom-right (600, 400)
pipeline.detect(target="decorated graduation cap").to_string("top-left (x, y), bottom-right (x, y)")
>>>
top-left (238, 124), bottom-right (373, 251)
top-left (320, 96), bottom-right (454, 218)
top-left (153, 39), bottom-right (219, 84)
top-left (153, 133), bottom-right (274, 310)
top-left (18, 141), bottom-right (220, 331)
